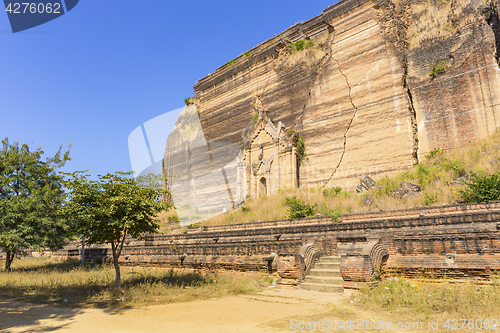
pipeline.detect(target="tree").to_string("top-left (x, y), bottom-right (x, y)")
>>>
top-left (0, 138), bottom-right (71, 271)
top-left (63, 171), bottom-right (171, 286)
top-left (459, 172), bottom-right (500, 203)
top-left (284, 197), bottom-right (316, 219)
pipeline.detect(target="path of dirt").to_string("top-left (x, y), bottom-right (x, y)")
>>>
top-left (0, 289), bottom-right (353, 333)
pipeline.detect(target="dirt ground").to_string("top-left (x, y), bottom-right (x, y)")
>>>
top-left (0, 289), bottom-right (353, 333)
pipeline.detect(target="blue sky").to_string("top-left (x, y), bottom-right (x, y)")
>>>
top-left (1, 0), bottom-right (336, 178)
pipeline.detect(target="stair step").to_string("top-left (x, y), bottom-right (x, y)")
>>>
top-left (298, 255), bottom-right (343, 292)
top-left (308, 269), bottom-right (341, 277)
top-left (304, 276), bottom-right (344, 285)
top-left (313, 262), bottom-right (340, 269)
top-left (317, 256), bottom-right (341, 264)
top-left (299, 282), bottom-right (344, 292)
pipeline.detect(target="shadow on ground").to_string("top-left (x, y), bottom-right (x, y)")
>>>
top-left (0, 297), bottom-right (81, 332)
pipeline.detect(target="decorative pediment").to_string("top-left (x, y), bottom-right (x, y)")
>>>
top-left (243, 95), bottom-right (299, 198)
top-left (251, 153), bottom-right (273, 175)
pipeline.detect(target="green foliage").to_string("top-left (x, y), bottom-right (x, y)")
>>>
top-left (184, 97), bottom-right (192, 106)
top-left (63, 171), bottom-right (172, 286)
top-left (288, 39), bottom-right (313, 52)
top-left (373, 176), bottom-right (400, 196)
top-left (225, 60), bottom-right (235, 68)
top-left (439, 158), bottom-right (467, 177)
top-left (244, 51), bottom-right (252, 58)
top-left (322, 186), bottom-right (342, 197)
top-left (424, 191), bottom-right (438, 206)
top-left (429, 61), bottom-right (447, 77)
top-left (284, 130), bottom-right (305, 165)
top-left (252, 113), bottom-right (259, 125)
top-left (320, 202), bottom-right (342, 222)
top-left (425, 147), bottom-right (444, 159)
top-left (168, 215), bottom-right (179, 223)
top-left (135, 173), bottom-right (168, 191)
top-left (459, 172), bottom-right (500, 203)
top-left (0, 138), bottom-right (71, 271)
top-left (284, 197), bottom-right (316, 219)
top-left (296, 134), bottom-right (305, 165)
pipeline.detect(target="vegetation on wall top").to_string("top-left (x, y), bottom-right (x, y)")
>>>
top-left (287, 39), bottom-right (313, 52)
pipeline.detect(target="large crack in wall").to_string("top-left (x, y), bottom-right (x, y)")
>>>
top-left (323, 29), bottom-right (359, 187)
top-left (402, 55), bottom-right (419, 165)
top-left (375, 0), bottom-right (419, 164)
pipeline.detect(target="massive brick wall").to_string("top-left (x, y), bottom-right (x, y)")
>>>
top-left (57, 201), bottom-right (500, 284)
top-left (408, 23), bottom-right (500, 158)
top-left (192, 0), bottom-right (414, 192)
top-left (165, 0), bottom-right (500, 195)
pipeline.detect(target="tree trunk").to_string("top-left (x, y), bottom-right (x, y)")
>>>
top-left (113, 256), bottom-right (121, 287)
top-left (81, 238), bottom-right (85, 267)
top-left (111, 242), bottom-right (121, 286)
top-left (4, 251), bottom-right (14, 271)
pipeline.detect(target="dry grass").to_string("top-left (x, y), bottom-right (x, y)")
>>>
top-left (286, 47), bottom-right (327, 67)
top-left (0, 257), bottom-right (274, 308)
top-left (407, 0), bottom-right (481, 48)
top-left (201, 194), bottom-right (288, 226)
top-left (195, 130), bottom-right (500, 227)
top-left (155, 209), bottom-right (180, 232)
top-left (275, 33), bottom-right (329, 69)
top-left (266, 278), bottom-right (500, 332)
top-left (354, 277), bottom-right (500, 323)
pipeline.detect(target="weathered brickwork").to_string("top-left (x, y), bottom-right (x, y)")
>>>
top-left (166, 0), bottom-right (500, 196)
top-left (56, 201), bottom-right (500, 289)
top-left (276, 254), bottom-right (306, 286)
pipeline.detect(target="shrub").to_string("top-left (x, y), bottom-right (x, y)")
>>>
top-left (296, 134), bottom-right (305, 165)
top-left (440, 158), bottom-right (467, 177)
top-left (459, 172), bottom-right (500, 203)
top-left (184, 97), bottom-right (192, 106)
top-left (168, 215), bottom-right (179, 223)
top-left (284, 197), bottom-right (316, 219)
top-left (322, 186), bottom-right (342, 197)
top-left (225, 60), bottom-right (235, 68)
top-left (320, 202), bottom-right (342, 222)
top-left (425, 148), bottom-right (444, 159)
top-left (244, 51), bottom-right (252, 58)
top-left (373, 176), bottom-right (399, 196)
top-left (288, 39), bottom-right (313, 52)
top-left (429, 61), bottom-right (447, 77)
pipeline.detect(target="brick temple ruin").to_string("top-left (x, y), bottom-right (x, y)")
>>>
top-left (60, 0), bottom-right (500, 289)
top-left (57, 201), bottom-right (500, 290)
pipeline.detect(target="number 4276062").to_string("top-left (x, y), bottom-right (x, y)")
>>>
top-left (5, 3), bottom-right (61, 14)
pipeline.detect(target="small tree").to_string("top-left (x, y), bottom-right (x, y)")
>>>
top-left (0, 138), bottom-right (71, 271)
top-left (459, 172), bottom-right (500, 203)
top-left (64, 171), bottom-right (171, 286)
top-left (284, 197), bottom-right (316, 219)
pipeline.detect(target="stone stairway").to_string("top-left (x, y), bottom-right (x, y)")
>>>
top-left (299, 256), bottom-right (344, 292)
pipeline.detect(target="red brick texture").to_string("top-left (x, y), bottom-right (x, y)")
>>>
top-left (55, 201), bottom-right (500, 284)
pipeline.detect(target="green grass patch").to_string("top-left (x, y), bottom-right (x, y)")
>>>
top-left (288, 39), bottom-right (313, 52)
